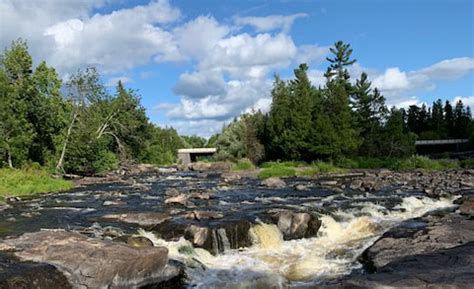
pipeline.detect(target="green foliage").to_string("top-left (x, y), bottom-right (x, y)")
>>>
top-left (233, 158), bottom-right (256, 171)
top-left (460, 159), bottom-right (474, 169)
top-left (258, 166), bottom-right (296, 179)
top-left (0, 168), bottom-right (73, 201)
top-left (390, 156), bottom-right (460, 171)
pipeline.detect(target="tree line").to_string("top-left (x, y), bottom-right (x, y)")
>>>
top-left (0, 40), bottom-right (202, 174)
top-left (211, 41), bottom-right (474, 163)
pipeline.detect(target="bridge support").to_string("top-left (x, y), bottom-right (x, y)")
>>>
top-left (177, 148), bottom-right (217, 165)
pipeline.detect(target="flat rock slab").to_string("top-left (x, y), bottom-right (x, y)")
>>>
top-left (101, 212), bottom-right (171, 227)
top-left (0, 230), bottom-right (180, 289)
top-left (330, 242), bottom-right (474, 289)
top-left (0, 252), bottom-right (71, 289)
top-left (362, 213), bottom-right (474, 269)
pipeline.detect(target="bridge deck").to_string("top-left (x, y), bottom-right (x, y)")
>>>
top-left (415, 139), bottom-right (469, 146)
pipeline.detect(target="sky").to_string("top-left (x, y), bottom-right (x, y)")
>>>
top-left (1, 0), bottom-right (473, 137)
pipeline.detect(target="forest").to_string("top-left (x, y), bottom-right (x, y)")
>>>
top-left (211, 41), bottom-right (474, 164)
top-left (1, 40), bottom-right (473, 176)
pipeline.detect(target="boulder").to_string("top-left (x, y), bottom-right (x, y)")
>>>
top-left (360, 214), bottom-right (474, 270)
top-left (294, 184), bottom-right (309, 191)
top-left (164, 188), bottom-right (181, 197)
top-left (459, 196), bottom-right (474, 216)
top-left (101, 212), bottom-right (171, 227)
top-left (184, 225), bottom-right (210, 247)
top-left (127, 236), bottom-right (154, 248)
top-left (165, 194), bottom-right (189, 206)
top-left (184, 211), bottom-right (224, 221)
top-left (270, 210), bottom-right (321, 240)
top-left (319, 180), bottom-right (338, 187)
top-left (261, 177), bottom-right (286, 188)
top-left (0, 231), bottom-right (183, 288)
top-left (0, 252), bottom-right (71, 289)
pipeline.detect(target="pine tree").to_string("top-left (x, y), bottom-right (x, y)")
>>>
top-left (267, 76), bottom-right (291, 159)
top-left (0, 39), bottom-right (34, 167)
top-left (444, 100), bottom-right (454, 138)
top-left (430, 99), bottom-right (445, 138)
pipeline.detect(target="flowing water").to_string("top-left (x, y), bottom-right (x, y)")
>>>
top-left (0, 171), bottom-right (457, 288)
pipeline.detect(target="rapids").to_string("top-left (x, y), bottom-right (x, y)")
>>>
top-left (0, 171), bottom-right (458, 288)
top-left (137, 195), bottom-right (456, 288)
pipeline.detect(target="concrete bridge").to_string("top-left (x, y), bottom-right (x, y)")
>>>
top-left (177, 148), bottom-right (217, 164)
top-left (415, 139), bottom-right (469, 146)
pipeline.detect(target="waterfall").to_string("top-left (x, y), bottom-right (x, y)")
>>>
top-left (249, 223), bottom-right (283, 249)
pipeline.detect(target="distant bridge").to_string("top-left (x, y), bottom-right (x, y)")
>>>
top-left (415, 139), bottom-right (469, 146)
top-left (177, 148), bottom-right (217, 164)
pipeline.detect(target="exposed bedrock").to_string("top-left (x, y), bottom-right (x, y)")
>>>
top-left (0, 231), bottom-right (184, 289)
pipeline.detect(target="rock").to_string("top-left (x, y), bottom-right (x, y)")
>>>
top-left (127, 236), bottom-right (154, 248)
top-left (319, 180), bottom-right (338, 187)
top-left (459, 196), bottom-right (474, 216)
top-left (0, 231), bottom-right (182, 288)
top-left (103, 200), bottom-right (126, 206)
top-left (294, 184), bottom-right (309, 191)
top-left (101, 212), bottom-right (171, 227)
top-left (164, 187), bottom-right (180, 197)
top-left (360, 214), bottom-right (474, 270)
top-left (270, 210), bottom-right (321, 240)
top-left (184, 211), bottom-right (224, 220)
top-left (261, 177), bottom-right (286, 188)
top-left (0, 252), bottom-right (72, 289)
top-left (331, 242), bottom-right (474, 289)
top-left (460, 180), bottom-right (474, 187)
top-left (165, 194), bottom-right (189, 206)
top-left (221, 173), bottom-right (242, 183)
top-left (184, 225), bottom-right (210, 247)
top-left (349, 179), bottom-right (363, 190)
top-left (188, 162), bottom-right (232, 172)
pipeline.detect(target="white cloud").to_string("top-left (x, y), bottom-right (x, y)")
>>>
top-left (453, 96), bottom-right (474, 107)
top-left (296, 45), bottom-right (330, 65)
top-left (234, 13), bottom-right (307, 33)
top-left (372, 67), bottom-right (410, 91)
top-left (173, 70), bottom-right (227, 98)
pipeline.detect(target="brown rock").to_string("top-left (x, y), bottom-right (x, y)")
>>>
top-left (101, 212), bottom-right (171, 227)
top-left (127, 236), bottom-right (154, 248)
top-left (0, 231), bottom-right (181, 288)
top-left (459, 196), bottom-right (474, 216)
top-left (184, 211), bottom-right (224, 220)
top-left (261, 177), bottom-right (286, 188)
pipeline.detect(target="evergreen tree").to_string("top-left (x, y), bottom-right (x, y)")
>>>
top-left (0, 40), bottom-right (34, 167)
top-left (430, 99), bottom-right (445, 138)
top-left (444, 100), bottom-right (454, 138)
top-left (380, 108), bottom-right (416, 157)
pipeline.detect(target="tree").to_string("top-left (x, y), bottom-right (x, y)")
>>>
top-left (380, 108), bottom-right (416, 158)
top-left (266, 76), bottom-right (291, 159)
top-left (0, 39), bottom-right (34, 167)
top-left (444, 101), bottom-right (454, 137)
top-left (429, 99), bottom-right (445, 138)
top-left (453, 100), bottom-right (471, 138)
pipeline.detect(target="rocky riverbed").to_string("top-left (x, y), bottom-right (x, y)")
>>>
top-left (0, 166), bottom-right (473, 288)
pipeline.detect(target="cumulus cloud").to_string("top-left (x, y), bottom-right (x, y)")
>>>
top-left (234, 13), bottom-right (307, 33)
top-left (453, 96), bottom-right (474, 107)
top-left (372, 67), bottom-right (410, 91)
top-left (173, 70), bottom-right (227, 98)
top-left (296, 45), bottom-right (330, 65)
top-left (105, 76), bottom-right (133, 87)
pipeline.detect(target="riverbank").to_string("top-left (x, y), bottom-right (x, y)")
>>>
top-left (0, 168), bottom-right (73, 203)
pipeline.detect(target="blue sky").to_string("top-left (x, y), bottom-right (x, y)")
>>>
top-left (1, 0), bottom-right (473, 137)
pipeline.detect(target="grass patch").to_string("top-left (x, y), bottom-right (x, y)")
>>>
top-left (232, 158), bottom-right (256, 171)
top-left (0, 168), bottom-right (73, 202)
top-left (389, 156), bottom-right (460, 171)
top-left (460, 159), bottom-right (474, 169)
top-left (258, 165), bottom-right (296, 179)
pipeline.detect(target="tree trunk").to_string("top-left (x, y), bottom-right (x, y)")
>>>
top-left (56, 110), bottom-right (78, 173)
top-left (7, 149), bottom-right (13, 169)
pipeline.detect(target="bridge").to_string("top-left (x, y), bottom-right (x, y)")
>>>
top-left (177, 148), bottom-right (217, 164)
top-left (415, 139), bottom-right (469, 146)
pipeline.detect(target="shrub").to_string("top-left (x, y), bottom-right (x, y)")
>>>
top-left (258, 166), bottom-right (296, 179)
top-left (0, 168), bottom-right (73, 202)
top-left (233, 158), bottom-right (256, 171)
top-left (461, 159), bottom-right (474, 169)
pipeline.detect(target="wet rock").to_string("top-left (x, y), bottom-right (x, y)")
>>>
top-left (184, 210), bottom-right (224, 220)
top-left (5, 197), bottom-right (21, 203)
top-left (103, 200), bottom-right (126, 206)
top-left (270, 210), bottom-right (321, 240)
top-left (127, 236), bottom-right (154, 248)
top-left (188, 162), bottom-right (232, 172)
top-left (459, 196), bottom-right (474, 216)
top-left (184, 225), bottom-right (210, 247)
top-left (332, 242), bottom-right (474, 289)
top-left (349, 179), bottom-right (363, 190)
top-left (319, 180), bottom-right (338, 187)
top-left (360, 213), bottom-right (474, 270)
top-left (0, 230), bottom-right (182, 288)
top-left (165, 194), bottom-right (189, 206)
top-left (164, 187), bottom-right (181, 197)
top-left (101, 212), bottom-right (171, 227)
top-left (221, 173), bottom-right (242, 183)
top-left (261, 177), bottom-right (286, 188)
top-left (0, 252), bottom-right (71, 289)
top-left (294, 184), bottom-right (309, 191)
